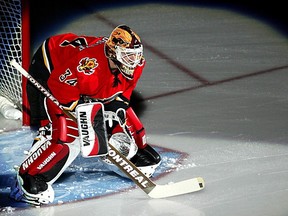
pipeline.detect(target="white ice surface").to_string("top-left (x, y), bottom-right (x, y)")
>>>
top-left (1, 3), bottom-right (288, 216)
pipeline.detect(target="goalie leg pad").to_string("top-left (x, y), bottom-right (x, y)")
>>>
top-left (17, 100), bottom-right (81, 197)
top-left (19, 137), bottom-right (80, 185)
top-left (19, 140), bottom-right (69, 177)
top-left (16, 138), bottom-right (80, 201)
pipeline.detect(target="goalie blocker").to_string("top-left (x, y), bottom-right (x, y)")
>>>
top-left (76, 102), bottom-right (108, 157)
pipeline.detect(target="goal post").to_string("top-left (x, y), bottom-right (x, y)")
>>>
top-left (21, 0), bottom-right (31, 126)
top-left (0, 0), bottom-right (30, 125)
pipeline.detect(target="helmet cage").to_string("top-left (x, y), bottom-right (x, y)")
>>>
top-left (115, 45), bottom-right (143, 69)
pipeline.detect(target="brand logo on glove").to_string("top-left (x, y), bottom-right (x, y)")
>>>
top-left (79, 111), bottom-right (91, 147)
top-left (77, 57), bottom-right (98, 75)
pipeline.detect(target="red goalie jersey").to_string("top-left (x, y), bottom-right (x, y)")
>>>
top-left (44, 33), bottom-right (145, 108)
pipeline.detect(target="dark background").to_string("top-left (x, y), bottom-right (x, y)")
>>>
top-left (29, 0), bottom-right (287, 46)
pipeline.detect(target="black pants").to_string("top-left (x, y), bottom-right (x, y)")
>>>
top-left (27, 45), bottom-right (51, 127)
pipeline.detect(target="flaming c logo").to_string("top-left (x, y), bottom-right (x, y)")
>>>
top-left (77, 57), bottom-right (98, 75)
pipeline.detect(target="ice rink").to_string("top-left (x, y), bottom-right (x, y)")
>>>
top-left (1, 3), bottom-right (288, 216)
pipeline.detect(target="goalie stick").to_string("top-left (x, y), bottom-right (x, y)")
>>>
top-left (10, 59), bottom-right (205, 198)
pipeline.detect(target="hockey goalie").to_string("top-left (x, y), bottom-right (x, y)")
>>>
top-left (10, 25), bottom-right (161, 205)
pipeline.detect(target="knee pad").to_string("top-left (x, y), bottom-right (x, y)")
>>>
top-left (46, 99), bottom-right (78, 143)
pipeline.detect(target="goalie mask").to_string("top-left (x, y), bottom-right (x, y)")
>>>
top-left (105, 25), bottom-right (143, 80)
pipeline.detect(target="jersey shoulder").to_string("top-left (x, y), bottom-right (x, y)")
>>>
top-left (48, 33), bottom-right (103, 49)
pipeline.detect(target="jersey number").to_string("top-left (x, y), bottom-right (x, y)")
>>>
top-left (59, 69), bottom-right (77, 86)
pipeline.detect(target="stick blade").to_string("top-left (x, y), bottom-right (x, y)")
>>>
top-left (148, 177), bottom-right (205, 199)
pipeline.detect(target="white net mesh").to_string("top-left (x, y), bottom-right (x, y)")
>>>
top-left (0, 0), bottom-right (22, 110)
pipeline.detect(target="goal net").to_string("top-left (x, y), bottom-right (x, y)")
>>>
top-left (0, 0), bottom-right (29, 123)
